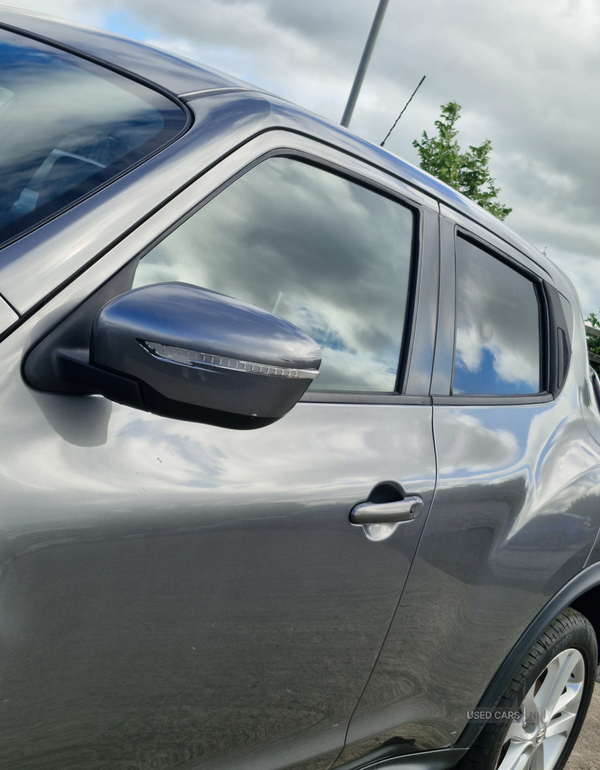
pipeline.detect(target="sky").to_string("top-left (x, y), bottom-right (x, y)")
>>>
top-left (5, 0), bottom-right (600, 316)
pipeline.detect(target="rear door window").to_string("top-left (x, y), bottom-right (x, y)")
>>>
top-left (0, 28), bottom-right (186, 249)
top-left (453, 235), bottom-right (542, 395)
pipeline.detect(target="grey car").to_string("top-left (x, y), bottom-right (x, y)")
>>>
top-left (1, 8), bottom-right (600, 770)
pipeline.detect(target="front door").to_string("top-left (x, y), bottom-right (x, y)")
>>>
top-left (0, 137), bottom-right (439, 770)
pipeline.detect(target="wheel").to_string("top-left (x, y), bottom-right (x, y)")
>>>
top-left (462, 608), bottom-right (597, 770)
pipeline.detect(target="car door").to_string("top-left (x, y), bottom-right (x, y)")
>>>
top-left (334, 207), bottom-right (600, 764)
top-left (0, 132), bottom-right (440, 770)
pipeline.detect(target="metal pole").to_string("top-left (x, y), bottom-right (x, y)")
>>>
top-left (341, 0), bottom-right (390, 128)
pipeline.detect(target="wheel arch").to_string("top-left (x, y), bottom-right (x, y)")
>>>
top-left (455, 561), bottom-right (600, 750)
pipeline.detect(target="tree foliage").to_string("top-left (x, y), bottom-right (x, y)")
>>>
top-left (413, 101), bottom-right (512, 221)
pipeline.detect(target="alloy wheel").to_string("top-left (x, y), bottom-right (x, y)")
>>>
top-left (495, 648), bottom-right (586, 770)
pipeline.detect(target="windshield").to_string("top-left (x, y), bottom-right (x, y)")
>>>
top-left (0, 28), bottom-right (186, 249)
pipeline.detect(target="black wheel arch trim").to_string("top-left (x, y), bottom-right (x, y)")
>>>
top-left (455, 560), bottom-right (600, 749)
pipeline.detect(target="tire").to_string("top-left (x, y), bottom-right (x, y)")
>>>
top-left (462, 608), bottom-right (598, 770)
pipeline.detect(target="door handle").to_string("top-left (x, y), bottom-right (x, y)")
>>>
top-left (350, 495), bottom-right (424, 525)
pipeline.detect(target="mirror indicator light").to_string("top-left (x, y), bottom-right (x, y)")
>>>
top-left (141, 341), bottom-right (319, 380)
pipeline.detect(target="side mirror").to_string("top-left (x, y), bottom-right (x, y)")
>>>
top-left (29, 283), bottom-right (322, 429)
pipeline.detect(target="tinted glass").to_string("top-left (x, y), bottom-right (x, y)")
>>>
top-left (134, 157), bottom-right (415, 392)
top-left (0, 29), bottom-right (186, 248)
top-left (453, 237), bottom-right (541, 395)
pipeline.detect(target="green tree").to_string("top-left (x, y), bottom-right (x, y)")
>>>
top-left (413, 101), bottom-right (512, 221)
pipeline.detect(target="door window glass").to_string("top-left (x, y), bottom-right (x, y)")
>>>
top-left (134, 157), bottom-right (415, 392)
top-left (453, 236), bottom-right (541, 395)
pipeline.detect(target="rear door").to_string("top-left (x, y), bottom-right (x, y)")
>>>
top-left (335, 208), bottom-right (600, 763)
top-left (0, 132), bottom-right (439, 770)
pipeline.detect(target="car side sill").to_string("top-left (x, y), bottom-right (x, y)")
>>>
top-left (334, 747), bottom-right (466, 770)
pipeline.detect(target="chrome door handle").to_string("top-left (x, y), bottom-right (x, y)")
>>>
top-left (350, 496), bottom-right (424, 525)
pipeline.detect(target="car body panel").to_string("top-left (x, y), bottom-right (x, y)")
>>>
top-left (336, 390), bottom-right (600, 762)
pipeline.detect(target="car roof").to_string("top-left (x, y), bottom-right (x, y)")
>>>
top-left (0, 6), bottom-right (575, 302)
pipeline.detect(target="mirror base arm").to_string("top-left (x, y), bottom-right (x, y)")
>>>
top-left (56, 348), bottom-right (147, 411)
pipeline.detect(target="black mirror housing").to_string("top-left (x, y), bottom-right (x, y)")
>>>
top-left (27, 282), bottom-right (322, 429)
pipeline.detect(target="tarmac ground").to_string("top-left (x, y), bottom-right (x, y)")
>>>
top-left (563, 669), bottom-right (600, 770)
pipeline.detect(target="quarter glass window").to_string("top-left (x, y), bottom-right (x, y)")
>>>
top-left (134, 157), bottom-right (415, 392)
top-left (453, 237), bottom-right (541, 395)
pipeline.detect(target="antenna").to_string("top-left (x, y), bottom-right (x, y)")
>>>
top-left (380, 75), bottom-right (426, 147)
